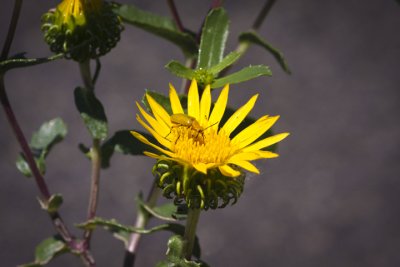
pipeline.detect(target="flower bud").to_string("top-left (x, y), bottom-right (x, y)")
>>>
top-left (41, 0), bottom-right (123, 61)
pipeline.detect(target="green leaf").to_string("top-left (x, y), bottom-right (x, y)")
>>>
top-left (114, 4), bottom-right (198, 57)
top-left (76, 217), bottom-right (200, 257)
top-left (165, 61), bottom-right (196, 80)
top-left (19, 235), bottom-right (67, 267)
top-left (239, 31), bottom-right (291, 74)
top-left (197, 8), bottom-right (229, 69)
top-left (30, 118), bottom-right (67, 152)
top-left (0, 53), bottom-right (62, 73)
top-left (208, 51), bottom-right (242, 75)
top-left (76, 217), bottom-right (170, 234)
top-left (74, 87), bottom-right (108, 140)
top-left (101, 130), bottom-right (157, 168)
top-left (156, 235), bottom-right (201, 267)
top-left (15, 118), bottom-right (67, 177)
top-left (38, 194), bottom-right (63, 213)
top-left (137, 197), bottom-right (187, 222)
top-left (211, 65), bottom-right (272, 88)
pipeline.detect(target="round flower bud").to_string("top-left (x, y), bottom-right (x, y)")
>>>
top-left (41, 0), bottom-right (123, 61)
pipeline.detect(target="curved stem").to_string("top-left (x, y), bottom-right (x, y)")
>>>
top-left (183, 208), bottom-right (201, 260)
top-left (123, 180), bottom-right (160, 267)
top-left (1, 0), bottom-right (23, 60)
top-left (167, 0), bottom-right (184, 32)
top-left (252, 0), bottom-right (278, 30)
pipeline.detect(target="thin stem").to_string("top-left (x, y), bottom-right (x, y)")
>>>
top-left (123, 180), bottom-right (160, 267)
top-left (252, 0), bottom-right (278, 30)
top-left (167, 0), bottom-right (184, 32)
top-left (92, 59), bottom-right (101, 85)
top-left (1, 0), bottom-right (23, 60)
top-left (79, 60), bottom-right (94, 90)
top-left (183, 208), bottom-right (201, 260)
top-left (83, 138), bottom-right (101, 245)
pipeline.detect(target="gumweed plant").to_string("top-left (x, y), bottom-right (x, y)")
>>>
top-left (0, 0), bottom-right (290, 266)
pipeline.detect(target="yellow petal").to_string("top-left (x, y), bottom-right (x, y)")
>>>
top-left (169, 83), bottom-right (184, 114)
top-left (193, 162), bottom-right (208, 174)
top-left (187, 80), bottom-right (200, 119)
top-left (130, 131), bottom-right (174, 157)
top-left (136, 115), bottom-right (171, 149)
top-left (232, 115), bottom-right (279, 148)
top-left (136, 102), bottom-right (170, 137)
top-left (146, 93), bottom-right (171, 128)
top-left (229, 160), bottom-right (260, 174)
top-left (199, 85), bottom-right (211, 126)
top-left (243, 132), bottom-right (290, 152)
top-left (209, 84), bottom-right (229, 130)
top-left (218, 164), bottom-right (241, 177)
top-left (222, 94), bottom-right (258, 136)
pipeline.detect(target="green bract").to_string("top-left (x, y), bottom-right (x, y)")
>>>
top-left (153, 160), bottom-right (245, 210)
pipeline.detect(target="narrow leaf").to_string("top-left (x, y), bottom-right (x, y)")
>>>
top-left (197, 8), bottom-right (229, 69)
top-left (211, 65), bottom-right (272, 88)
top-left (0, 53), bottom-right (62, 73)
top-left (114, 4), bottom-right (197, 57)
top-left (239, 31), bottom-right (291, 74)
top-left (137, 197), bottom-right (186, 222)
top-left (74, 87), bottom-right (108, 140)
top-left (165, 61), bottom-right (196, 80)
top-left (208, 51), bottom-right (242, 75)
top-left (76, 217), bottom-right (200, 257)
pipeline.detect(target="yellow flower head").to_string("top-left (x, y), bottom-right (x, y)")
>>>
top-left (132, 80), bottom-right (289, 178)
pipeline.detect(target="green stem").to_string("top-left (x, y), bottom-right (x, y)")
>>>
top-left (79, 59), bottom-right (94, 90)
top-left (183, 208), bottom-right (201, 260)
top-left (123, 180), bottom-right (161, 267)
top-left (1, 0), bottom-right (23, 60)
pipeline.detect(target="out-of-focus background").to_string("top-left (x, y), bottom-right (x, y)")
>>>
top-left (1, 0), bottom-right (400, 266)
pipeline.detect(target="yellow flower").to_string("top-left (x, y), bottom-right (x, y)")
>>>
top-left (131, 80), bottom-right (289, 178)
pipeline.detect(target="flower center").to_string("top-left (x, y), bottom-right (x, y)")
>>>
top-left (171, 126), bottom-right (237, 165)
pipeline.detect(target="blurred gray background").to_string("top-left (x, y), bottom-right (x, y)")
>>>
top-left (1, 0), bottom-right (400, 266)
